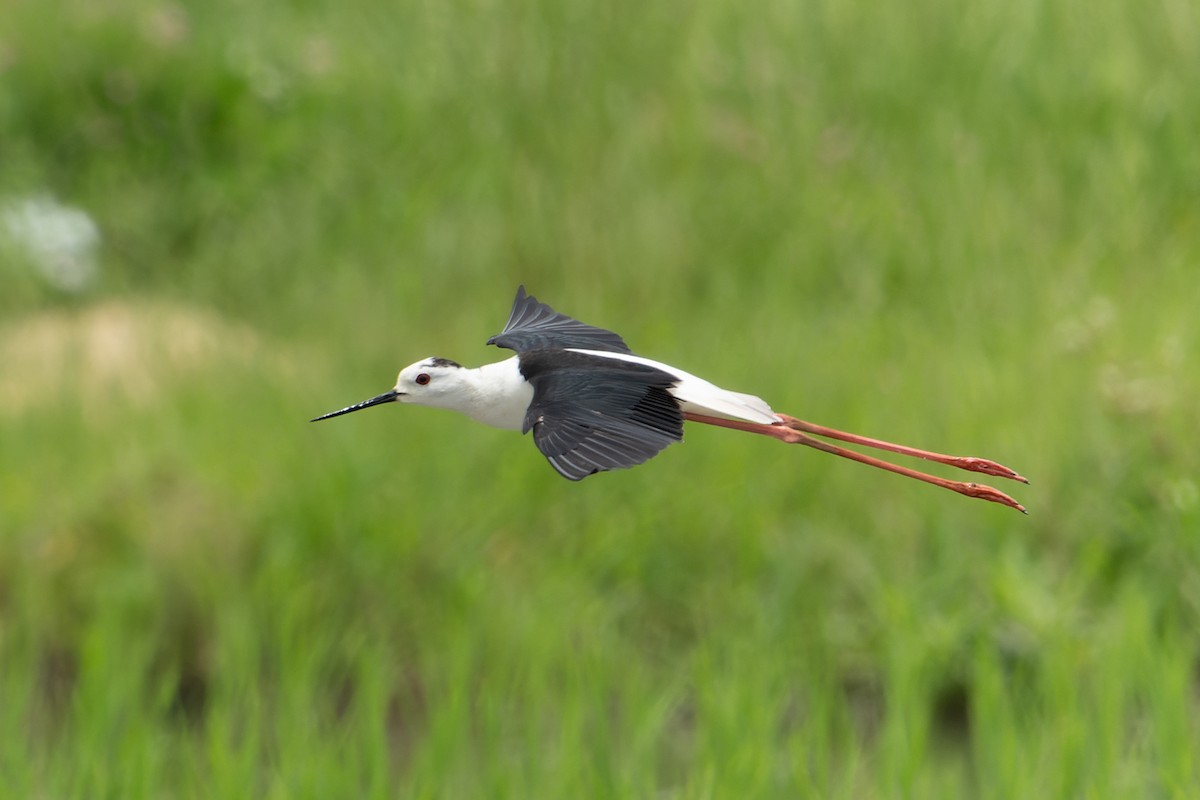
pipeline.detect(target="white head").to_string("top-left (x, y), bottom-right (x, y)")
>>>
top-left (392, 357), bottom-right (472, 410)
top-left (310, 356), bottom-right (471, 421)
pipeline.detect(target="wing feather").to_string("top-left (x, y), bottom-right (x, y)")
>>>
top-left (487, 286), bottom-right (631, 354)
top-left (520, 350), bottom-right (684, 480)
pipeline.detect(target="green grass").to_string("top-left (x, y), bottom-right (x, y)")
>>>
top-left (2, 0), bottom-right (1199, 796)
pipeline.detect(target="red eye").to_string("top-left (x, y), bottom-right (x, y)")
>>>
top-left (415, 373), bottom-right (431, 385)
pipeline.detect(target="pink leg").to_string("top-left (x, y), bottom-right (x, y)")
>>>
top-left (683, 413), bottom-right (1027, 514)
top-left (775, 414), bottom-right (1028, 484)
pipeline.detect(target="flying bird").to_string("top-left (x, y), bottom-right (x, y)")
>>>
top-left (313, 286), bottom-right (1027, 512)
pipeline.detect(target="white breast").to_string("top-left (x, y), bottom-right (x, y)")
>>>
top-left (462, 356), bottom-right (535, 430)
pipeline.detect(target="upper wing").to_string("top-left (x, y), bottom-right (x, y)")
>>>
top-left (487, 286), bottom-right (631, 354)
top-left (520, 351), bottom-right (683, 480)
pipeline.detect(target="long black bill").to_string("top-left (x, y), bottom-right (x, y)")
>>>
top-left (310, 390), bottom-right (401, 422)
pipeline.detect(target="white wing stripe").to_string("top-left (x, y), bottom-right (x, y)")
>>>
top-left (566, 349), bottom-right (779, 425)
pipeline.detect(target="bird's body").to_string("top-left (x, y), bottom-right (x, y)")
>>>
top-left (314, 286), bottom-right (1028, 512)
top-left (414, 350), bottom-right (778, 431)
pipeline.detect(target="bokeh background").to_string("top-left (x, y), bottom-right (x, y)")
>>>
top-left (2, 0), bottom-right (1198, 796)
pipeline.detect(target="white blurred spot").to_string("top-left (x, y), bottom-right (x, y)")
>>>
top-left (2, 193), bottom-right (101, 293)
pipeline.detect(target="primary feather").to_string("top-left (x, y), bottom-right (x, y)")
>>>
top-left (487, 286), bottom-right (631, 354)
top-left (517, 349), bottom-right (683, 480)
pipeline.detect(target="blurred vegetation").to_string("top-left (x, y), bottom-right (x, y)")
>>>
top-left (2, 0), bottom-right (1199, 795)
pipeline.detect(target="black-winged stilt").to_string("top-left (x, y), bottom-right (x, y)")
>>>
top-left (313, 286), bottom-right (1027, 512)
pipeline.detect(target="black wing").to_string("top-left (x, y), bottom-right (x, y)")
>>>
top-left (519, 350), bottom-right (683, 480)
top-left (487, 286), bottom-right (631, 354)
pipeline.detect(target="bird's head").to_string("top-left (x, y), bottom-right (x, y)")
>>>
top-left (392, 357), bottom-right (468, 409)
top-left (310, 356), bottom-right (468, 422)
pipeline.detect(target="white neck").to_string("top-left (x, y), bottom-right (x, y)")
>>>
top-left (451, 356), bottom-right (533, 430)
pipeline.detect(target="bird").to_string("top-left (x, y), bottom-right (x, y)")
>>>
top-left (313, 286), bottom-right (1028, 512)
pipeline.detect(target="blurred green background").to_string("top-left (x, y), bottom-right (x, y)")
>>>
top-left (2, 0), bottom-right (1198, 796)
